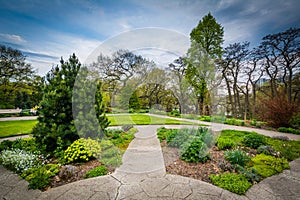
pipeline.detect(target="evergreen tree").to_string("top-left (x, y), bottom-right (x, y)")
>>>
top-left (33, 54), bottom-right (109, 152)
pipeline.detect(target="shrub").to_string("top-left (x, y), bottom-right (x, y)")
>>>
top-left (64, 138), bottom-right (101, 163)
top-left (157, 127), bottom-right (169, 142)
top-left (0, 149), bottom-right (40, 173)
top-left (225, 118), bottom-right (245, 126)
top-left (180, 137), bottom-right (210, 163)
top-left (11, 138), bottom-right (43, 154)
top-left (225, 149), bottom-right (250, 167)
top-left (217, 138), bottom-right (236, 150)
top-left (169, 110), bottom-right (181, 117)
top-left (21, 164), bottom-right (60, 190)
top-left (99, 140), bottom-right (122, 167)
top-left (243, 134), bottom-right (267, 149)
top-left (195, 127), bottom-right (215, 148)
top-left (267, 138), bottom-right (300, 161)
top-left (166, 129), bottom-right (190, 147)
top-left (84, 165), bottom-right (108, 178)
top-left (251, 154), bottom-right (289, 178)
top-left (277, 127), bottom-right (300, 135)
top-left (199, 115), bottom-right (211, 122)
top-left (289, 112), bottom-right (300, 129)
top-left (257, 145), bottom-right (278, 156)
top-left (235, 165), bottom-right (262, 183)
top-left (0, 140), bottom-right (14, 152)
top-left (210, 173), bottom-right (252, 195)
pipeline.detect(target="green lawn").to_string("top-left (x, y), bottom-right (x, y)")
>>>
top-left (107, 114), bottom-right (197, 126)
top-left (0, 114), bottom-right (198, 138)
top-left (0, 120), bottom-right (38, 138)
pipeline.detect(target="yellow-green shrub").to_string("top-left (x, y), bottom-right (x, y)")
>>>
top-left (64, 138), bottom-right (101, 163)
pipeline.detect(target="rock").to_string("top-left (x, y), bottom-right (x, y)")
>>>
top-left (59, 165), bottom-right (79, 180)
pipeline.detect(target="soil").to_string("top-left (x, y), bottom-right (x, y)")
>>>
top-left (161, 140), bottom-right (229, 183)
top-left (45, 160), bottom-right (115, 191)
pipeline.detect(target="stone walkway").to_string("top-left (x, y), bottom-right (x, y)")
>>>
top-left (1, 120), bottom-right (300, 199)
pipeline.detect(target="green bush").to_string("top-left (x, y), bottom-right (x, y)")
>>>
top-left (225, 149), bottom-right (250, 167)
top-left (277, 127), bottom-right (300, 135)
top-left (257, 145), bottom-right (277, 156)
top-left (169, 110), bottom-right (181, 117)
top-left (180, 137), bottom-right (210, 163)
top-left (217, 138), bottom-right (236, 150)
top-left (84, 165), bottom-right (108, 178)
top-left (122, 124), bottom-right (134, 132)
top-left (0, 149), bottom-right (40, 173)
top-left (251, 154), bottom-right (289, 178)
top-left (0, 140), bottom-right (14, 152)
top-left (235, 165), bottom-right (262, 183)
top-left (289, 112), bottom-right (300, 129)
top-left (225, 118), bottom-right (245, 126)
top-left (157, 127), bottom-right (169, 142)
top-left (99, 140), bottom-right (122, 167)
top-left (166, 129), bottom-right (190, 147)
top-left (21, 164), bottom-right (60, 190)
top-left (64, 138), bottom-right (101, 163)
top-left (243, 134), bottom-right (267, 149)
top-left (199, 115), bottom-right (211, 122)
top-left (267, 138), bottom-right (300, 161)
top-left (195, 127), bottom-right (215, 148)
top-left (210, 173), bottom-right (252, 195)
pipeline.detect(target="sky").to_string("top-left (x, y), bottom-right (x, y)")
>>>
top-left (0, 0), bottom-right (299, 75)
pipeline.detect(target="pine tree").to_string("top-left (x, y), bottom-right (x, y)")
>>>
top-left (32, 54), bottom-right (109, 153)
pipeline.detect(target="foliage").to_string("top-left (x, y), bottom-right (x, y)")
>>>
top-left (235, 165), bottom-right (262, 183)
top-left (157, 127), bottom-right (169, 142)
top-left (199, 115), bottom-right (211, 122)
top-left (0, 140), bottom-right (14, 152)
top-left (64, 138), bottom-right (101, 163)
top-left (224, 118), bottom-right (245, 126)
top-left (0, 45), bottom-right (36, 108)
top-left (166, 129), bottom-right (190, 148)
top-left (225, 149), bottom-right (250, 167)
top-left (210, 173), bottom-right (252, 195)
top-left (190, 12), bottom-right (224, 58)
top-left (258, 92), bottom-right (299, 128)
top-left (169, 110), bottom-right (181, 117)
top-left (180, 137), bottom-right (210, 163)
top-left (219, 130), bottom-right (251, 146)
top-left (257, 145), bottom-right (278, 156)
top-left (250, 154), bottom-right (290, 178)
top-left (105, 128), bottom-right (136, 150)
top-left (243, 134), bottom-right (267, 149)
top-left (0, 149), bottom-right (40, 173)
top-left (84, 165), bottom-right (108, 178)
top-left (277, 127), bottom-right (300, 135)
top-left (21, 164), bottom-right (60, 190)
top-left (289, 112), bottom-right (300, 129)
top-left (99, 140), bottom-right (122, 167)
top-left (216, 138), bottom-right (236, 150)
top-left (266, 137), bottom-right (300, 161)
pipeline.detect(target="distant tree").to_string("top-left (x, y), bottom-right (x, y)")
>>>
top-left (190, 12), bottom-right (224, 59)
top-left (0, 45), bottom-right (35, 108)
top-left (259, 27), bottom-right (300, 103)
top-left (33, 54), bottom-right (109, 153)
top-left (187, 13), bottom-right (224, 115)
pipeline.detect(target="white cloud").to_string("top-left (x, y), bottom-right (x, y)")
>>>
top-left (0, 33), bottom-right (26, 44)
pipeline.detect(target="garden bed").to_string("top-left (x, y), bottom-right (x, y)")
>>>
top-left (158, 127), bottom-right (300, 195)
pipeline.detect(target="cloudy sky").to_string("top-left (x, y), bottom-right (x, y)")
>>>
top-left (0, 0), bottom-right (299, 75)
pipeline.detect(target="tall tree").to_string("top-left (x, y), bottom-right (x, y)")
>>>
top-left (33, 54), bottom-right (109, 152)
top-left (259, 27), bottom-right (300, 103)
top-left (0, 45), bottom-right (35, 108)
top-left (187, 13), bottom-right (224, 115)
top-left (190, 12), bottom-right (224, 59)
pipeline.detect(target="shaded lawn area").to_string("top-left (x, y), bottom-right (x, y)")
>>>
top-left (0, 120), bottom-right (37, 138)
top-left (107, 114), bottom-right (197, 126)
top-left (0, 114), bottom-right (198, 138)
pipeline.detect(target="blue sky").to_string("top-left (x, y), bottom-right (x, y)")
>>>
top-left (0, 0), bottom-right (299, 75)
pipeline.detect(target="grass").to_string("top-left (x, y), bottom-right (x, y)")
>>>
top-left (0, 120), bottom-right (37, 138)
top-left (107, 114), bottom-right (197, 126)
top-left (0, 114), bottom-right (198, 138)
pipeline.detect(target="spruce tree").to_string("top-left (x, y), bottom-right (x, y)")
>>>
top-left (33, 54), bottom-right (109, 152)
